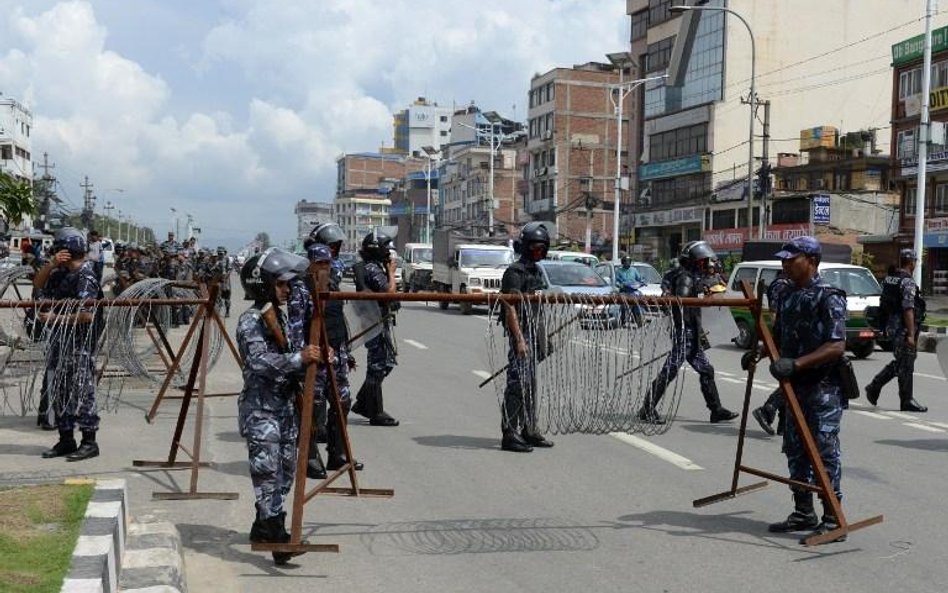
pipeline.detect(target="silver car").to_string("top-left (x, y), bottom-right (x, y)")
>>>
top-left (538, 260), bottom-right (618, 328)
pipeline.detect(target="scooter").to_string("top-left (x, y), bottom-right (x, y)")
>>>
top-left (618, 281), bottom-right (646, 327)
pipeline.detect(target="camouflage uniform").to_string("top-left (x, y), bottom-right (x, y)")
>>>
top-left (775, 273), bottom-right (847, 500)
top-left (352, 260), bottom-right (397, 421)
top-left (236, 305), bottom-right (304, 520)
top-left (215, 255), bottom-right (233, 317)
top-left (38, 260), bottom-right (101, 432)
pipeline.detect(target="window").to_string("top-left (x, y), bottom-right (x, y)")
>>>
top-left (905, 186), bottom-right (917, 217)
top-left (0, 145), bottom-right (11, 160)
top-left (648, 123), bottom-right (708, 161)
top-left (711, 209), bottom-right (735, 229)
top-left (646, 36), bottom-right (675, 73)
top-left (730, 267), bottom-right (758, 291)
top-left (772, 197), bottom-right (810, 224)
top-left (631, 10), bottom-right (648, 41)
top-left (897, 128), bottom-right (917, 159)
top-left (648, 0), bottom-right (673, 25)
top-left (934, 61), bottom-right (948, 88)
top-left (548, 150), bottom-right (555, 167)
top-left (738, 207), bottom-right (761, 228)
top-left (650, 172), bottom-right (710, 207)
top-left (440, 115), bottom-right (448, 123)
top-left (440, 130), bottom-right (448, 137)
top-left (900, 68), bottom-right (921, 99)
top-left (759, 268), bottom-right (780, 293)
top-left (937, 185), bottom-right (948, 215)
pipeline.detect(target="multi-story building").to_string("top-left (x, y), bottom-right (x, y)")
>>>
top-left (393, 97), bottom-right (454, 156)
top-left (334, 152), bottom-right (426, 249)
top-left (388, 169), bottom-right (437, 248)
top-left (294, 199), bottom-right (334, 241)
top-left (626, 0), bottom-right (913, 260)
top-left (886, 23), bottom-right (948, 292)
top-left (524, 62), bottom-right (626, 254)
top-left (0, 97), bottom-right (34, 232)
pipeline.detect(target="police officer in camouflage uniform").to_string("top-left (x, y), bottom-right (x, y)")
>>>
top-left (35, 227), bottom-right (102, 462)
top-left (216, 246), bottom-right (233, 317)
top-left (638, 241), bottom-right (738, 424)
top-left (499, 222), bottom-right (555, 453)
top-left (865, 249), bottom-right (928, 412)
top-left (237, 247), bottom-right (320, 565)
top-left (351, 231), bottom-right (400, 427)
top-left (766, 236), bottom-right (848, 543)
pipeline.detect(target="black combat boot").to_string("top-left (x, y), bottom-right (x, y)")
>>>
top-left (271, 513), bottom-right (294, 565)
top-left (522, 428), bottom-right (554, 448)
top-left (865, 382), bottom-right (881, 406)
top-left (710, 407), bottom-right (739, 423)
top-left (66, 431), bottom-right (99, 462)
top-left (752, 404), bottom-right (776, 435)
top-left (314, 399), bottom-right (328, 443)
top-left (637, 390), bottom-right (666, 425)
top-left (768, 492), bottom-right (819, 533)
top-left (900, 398), bottom-right (928, 412)
top-left (501, 428), bottom-right (533, 453)
top-left (800, 499), bottom-right (848, 544)
top-left (249, 505), bottom-right (268, 543)
top-left (325, 402), bottom-right (364, 471)
top-left (42, 430), bottom-right (78, 458)
top-left (306, 434), bottom-right (327, 480)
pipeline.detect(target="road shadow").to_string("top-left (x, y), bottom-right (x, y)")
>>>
top-left (875, 438), bottom-right (948, 452)
top-left (354, 517), bottom-right (599, 556)
top-left (0, 443), bottom-right (49, 455)
top-left (177, 522), bottom-right (326, 575)
top-left (216, 430), bottom-right (244, 443)
top-left (680, 422), bottom-right (774, 442)
top-left (411, 434), bottom-right (498, 451)
top-left (0, 415), bottom-right (43, 435)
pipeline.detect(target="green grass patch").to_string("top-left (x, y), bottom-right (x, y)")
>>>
top-left (924, 315), bottom-right (948, 327)
top-left (0, 483), bottom-right (94, 593)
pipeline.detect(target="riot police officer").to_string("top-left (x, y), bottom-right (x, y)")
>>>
top-left (865, 249), bottom-right (927, 412)
top-left (499, 221), bottom-right (555, 453)
top-left (766, 236), bottom-right (847, 543)
top-left (237, 247), bottom-right (321, 564)
top-left (638, 241), bottom-right (738, 424)
top-left (35, 227), bottom-right (102, 461)
top-left (215, 246), bottom-right (233, 317)
top-left (351, 231), bottom-right (400, 426)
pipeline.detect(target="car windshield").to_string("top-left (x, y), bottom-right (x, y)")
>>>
top-left (459, 249), bottom-right (512, 267)
top-left (633, 264), bottom-right (662, 284)
top-left (544, 264), bottom-right (607, 287)
top-left (412, 248), bottom-right (432, 263)
top-left (820, 267), bottom-right (882, 297)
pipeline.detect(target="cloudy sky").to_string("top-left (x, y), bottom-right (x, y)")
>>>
top-left (0, 0), bottom-right (627, 249)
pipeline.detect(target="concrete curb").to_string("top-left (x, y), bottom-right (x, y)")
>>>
top-left (57, 480), bottom-right (187, 593)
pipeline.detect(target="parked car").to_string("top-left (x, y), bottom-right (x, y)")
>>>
top-left (547, 250), bottom-right (600, 267)
top-left (594, 260), bottom-right (663, 296)
top-left (725, 260), bottom-right (882, 358)
top-left (338, 252), bottom-right (358, 280)
top-left (538, 260), bottom-right (618, 328)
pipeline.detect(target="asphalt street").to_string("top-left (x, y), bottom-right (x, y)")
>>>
top-left (2, 297), bottom-right (948, 592)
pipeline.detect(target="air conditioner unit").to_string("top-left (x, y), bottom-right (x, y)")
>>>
top-left (541, 130), bottom-right (553, 141)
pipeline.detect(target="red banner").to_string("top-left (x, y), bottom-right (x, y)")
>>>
top-left (703, 224), bottom-right (810, 251)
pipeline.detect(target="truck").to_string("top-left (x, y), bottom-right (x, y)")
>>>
top-left (399, 242), bottom-right (433, 292)
top-left (431, 229), bottom-right (514, 314)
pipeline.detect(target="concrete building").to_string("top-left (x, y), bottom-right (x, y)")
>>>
top-left (294, 199), bottom-right (334, 241)
top-left (0, 97), bottom-right (32, 184)
top-left (625, 0), bottom-right (918, 260)
top-left (393, 97), bottom-right (454, 156)
top-left (883, 22), bottom-right (948, 293)
top-left (524, 62), bottom-right (626, 255)
top-left (438, 139), bottom-right (519, 236)
top-left (388, 170), bottom-right (436, 249)
top-left (334, 152), bottom-right (426, 249)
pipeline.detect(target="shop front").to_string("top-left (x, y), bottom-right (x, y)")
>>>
top-left (634, 206), bottom-right (704, 261)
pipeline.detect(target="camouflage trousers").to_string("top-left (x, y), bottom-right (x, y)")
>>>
top-left (648, 327), bottom-right (722, 410)
top-left (783, 383), bottom-right (843, 499)
top-left (45, 346), bottom-right (99, 432)
top-left (240, 407), bottom-right (299, 520)
top-left (503, 339), bottom-right (538, 433)
top-left (868, 329), bottom-right (916, 402)
top-left (366, 324), bottom-right (397, 377)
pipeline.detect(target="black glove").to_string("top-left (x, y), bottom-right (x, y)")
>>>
top-left (769, 357), bottom-right (797, 380)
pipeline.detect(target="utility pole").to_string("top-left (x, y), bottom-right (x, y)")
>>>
top-left (80, 176), bottom-right (95, 230)
top-left (914, 0), bottom-right (935, 288)
top-left (759, 99), bottom-right (771, 239)
top-left (34, 153), bottom-right (56, 232)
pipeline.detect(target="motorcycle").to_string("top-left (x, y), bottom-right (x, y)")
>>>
top-left (618, 280), bottom-right (646, 327)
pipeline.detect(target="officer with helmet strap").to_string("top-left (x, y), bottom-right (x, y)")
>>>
top-left (499, 221), bottom-right (555, 453)
top-left (638, 240), bottom-right (738, 424)
top-left (237, 248), bottom-right (322, 564)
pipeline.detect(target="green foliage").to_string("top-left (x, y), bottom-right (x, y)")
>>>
top-left (0, 171), bottom-right (35, 226)
top-left (722, 253), bottom-right (741, 276)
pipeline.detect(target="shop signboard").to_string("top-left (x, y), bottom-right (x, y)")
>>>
top-left (923, 232), bottom-right (948, 247)
top-left (635, 206), bottom-right (703, 228)
top-left (812, 194), bottom-right (831, 224)
top-left (892, 25), bottom-right (948, 66)
top-left (639, 154), bottom-right (710, 181)
top-left (901, 149), bottom-right (948, 177)
top-left (703, 223), bottom-right (810, 252)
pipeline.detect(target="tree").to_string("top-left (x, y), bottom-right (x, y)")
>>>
top-left (255, 232), bottom-right (271, 250)
top-left (0, 171), bottom-right (34, 230)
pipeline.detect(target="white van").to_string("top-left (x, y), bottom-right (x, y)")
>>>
top-left (400, 242), bottom-right (433, 292)
top-left (725, 260), bottom-right (882, 358)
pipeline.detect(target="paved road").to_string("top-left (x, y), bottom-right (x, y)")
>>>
top-left (2, 298), bottom-right (947, 592)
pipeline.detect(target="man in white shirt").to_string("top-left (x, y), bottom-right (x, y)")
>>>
top-left (86, 230), bottom-right (104, 281)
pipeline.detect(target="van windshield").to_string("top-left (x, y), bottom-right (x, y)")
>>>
top-left (459, 249), bottom-right (512, 267)
top-left (411, 247), bottom-right (432, 263)
top-left (820, 267), bottom-right (882, 297)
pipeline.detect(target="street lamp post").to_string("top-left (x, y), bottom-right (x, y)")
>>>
top-left (455, 115), bottom-right (519, 236)
top-left (103, 201), bottom-right (115, 239)
top-left (671, 4), bottom-right (758, 238)
top-left (421, 145), bottom-right (441, 243)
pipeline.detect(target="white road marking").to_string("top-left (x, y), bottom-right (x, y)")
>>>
top-left (475, 315), bottom-right (491, 321)
top-left (718, 371), bottom-right (735, 377)
top-left (471, 370), bottom-right (492, 380)
top-left (403, 339), bottom-right (428, 350)
top-left (885, 411), bottom-right (926, 421)
top-left (927, 421), bottom-right (948, 430)
top-left (903, 422), bottom-right (945, 433)
top-left (719, 377), bottom-right (744, 384)
top-left (848, 401), bottom-right (870, 409)
top-left (609, 432), bottom-right (704, 471)
top-left (914, 372), bottom-right (946, 381)
top-left (852, 410), bottom-right (892, 420)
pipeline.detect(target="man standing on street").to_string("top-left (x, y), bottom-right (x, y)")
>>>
top-left (766, 236), bottom-right (848, 543)
top-left (865, 249), bottom-right (928, 412)
top-left (86, 230), bottom-right (104, 282)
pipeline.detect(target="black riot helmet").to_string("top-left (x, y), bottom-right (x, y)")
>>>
top-left (515, 221), bottom-right (550, 262)
top-left (360, 230), bottom-right (393, 262)
top-left (240, 247), bottom-right (308, 303)
top-left (310, 222), bottom-right (346, 247)
top-left (679, 240), bottom-right (716, 270)
top-left (52, 227), bottom-right (87, 257)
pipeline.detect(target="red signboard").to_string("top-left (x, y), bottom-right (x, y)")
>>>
top-left (703, 224), bottom-right (810, 251)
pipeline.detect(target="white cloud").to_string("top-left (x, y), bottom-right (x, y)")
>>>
top-left (0, 0), bottom-right (626, 247)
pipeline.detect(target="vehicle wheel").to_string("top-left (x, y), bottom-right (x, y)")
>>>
top-left (459, 300), bottom-right (473, 315)
top-left (733, 319), bottom-right (755, 350)
top-left (850, 340), bottom-right (875, 359)
top-left (879, 339), bottom-right (893, 352)
top-left (437, 285), bottom-right (450, 310)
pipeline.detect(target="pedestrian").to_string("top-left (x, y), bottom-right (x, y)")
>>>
top-left (86, 230), bottom-right (104, 282)
top-left (864, 249), bottom-right (928, 412)
top-left (20, 235), bottom-right (33, 267)
top-left (766, 236), bottom-right (848, 543)
top-left (498, 221), bottom-right (555, 453)
top-left (351, 231), bottom-right (400, 427)
top-left (35, 227), bottom-right (102, 461)
top-left (638, 241), bottom-right (738, 424)
top-left (237, 247), bottom-right (320, 565)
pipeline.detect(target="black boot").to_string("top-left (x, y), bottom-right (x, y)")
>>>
top-left (42, 430), bottom-right (77, 458)
top-left (752, 404), bottom-right (776, 435)
top-left (800, 499), bottom-right (848, 544)
top-left (710, 407), bottom-right (739, 423)
top-left (865, 382), bottom-right (881, 406)
top-left (768, 492), bottom-right (819, 533)
top-left (522, 428), bottom-right (554, 448)
top-left (306, 435), bottom-right (327, 480)
top-left (66, 431), bottom-right (99, 462)
top-left (501, 429), bottom-right (533, 453)
top-left (325, 401), bottom-right (364, 471)
top-left (271, 513), bottom-right (295, 565)
top-left (637, 405), bottom-right (666, 425)
top-left (314, 399), bottom-right (328, 443)
top-left (900, 398), bottom-right (928, 412)
top-left (352, 373), bottom-right (382, 419)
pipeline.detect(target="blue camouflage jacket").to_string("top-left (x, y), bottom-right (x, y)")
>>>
top-left (237, 304), bottom-right (304, 412)
top-left (774, 273), bottom-right (846, 384)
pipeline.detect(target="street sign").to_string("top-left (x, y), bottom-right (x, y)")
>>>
top-left (812, 194), bottom-right (831, 225)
